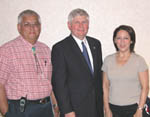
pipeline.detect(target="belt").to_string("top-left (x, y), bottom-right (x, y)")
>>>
top-left (8, 96), bottom-right (50, 104)
top-left (28, 96), bottom-right (50, 104)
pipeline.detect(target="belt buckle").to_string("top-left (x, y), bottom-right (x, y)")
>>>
top-left (39, 98), bottom-right (47, 104)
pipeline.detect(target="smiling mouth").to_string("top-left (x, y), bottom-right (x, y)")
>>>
top-left (120, 46), bottom-right (125, 48)
top-left (29, 32), bottom-right (36, 34)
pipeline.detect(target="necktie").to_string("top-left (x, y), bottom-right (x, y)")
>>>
top-left (32, 47), bottom-right (41, 74)
top-left (32, 47), bottom-right (36, 55)
top-left (81, 42), bottom-right (93, 74)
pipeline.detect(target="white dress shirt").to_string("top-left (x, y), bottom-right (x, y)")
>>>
top-left (72, 35), bottom-right (94, 71)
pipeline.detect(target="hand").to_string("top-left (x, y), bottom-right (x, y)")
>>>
top-left (53, 105), bottom-right (60, 117)
top-left (54, 112), bottom-right (60, 117)
top-left (134, 109), bottom-right (142, 117)
top-left (1, 106), bottom-right (8, 116)
top-left (65, 112), bottom-right (76, 117)
top-left (105, 109), bottom-right (113, 117)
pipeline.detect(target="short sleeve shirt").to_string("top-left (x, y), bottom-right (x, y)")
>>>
top-left (102, 53), bottom-right (148, 105)
top-left (0, 36), bottom-right (52, 100)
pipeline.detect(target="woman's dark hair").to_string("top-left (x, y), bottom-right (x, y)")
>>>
top-left (113, 25), bottom-right (136, 52)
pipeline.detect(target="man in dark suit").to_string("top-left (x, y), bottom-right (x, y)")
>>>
top-left (52, 8), bottom-right (104, 117)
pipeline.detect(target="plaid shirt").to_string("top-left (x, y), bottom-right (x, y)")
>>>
top-left (0, 36), bottom-right (52, 100)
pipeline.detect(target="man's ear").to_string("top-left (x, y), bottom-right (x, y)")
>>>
top-left (67, 21), bottom-right (71, 30)
top-left (17, 24), bottom-right (21, 33)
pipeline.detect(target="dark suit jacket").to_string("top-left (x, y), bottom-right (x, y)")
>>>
top-left (52, 35), bottom-right (104, 117)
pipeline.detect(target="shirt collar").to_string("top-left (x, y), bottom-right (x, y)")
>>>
top-left (20, 35), bottom-right (37, 48)
top-left (72, 35), bottom-right (87, 45)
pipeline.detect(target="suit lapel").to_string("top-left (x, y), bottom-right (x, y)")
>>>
top-left (68, 35), bottom-right (93, 76)
top-left (87, 37), bottom-right (97, 76)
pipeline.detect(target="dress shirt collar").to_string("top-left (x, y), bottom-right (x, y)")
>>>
top-left (20, 35), bottom-right (37, 48)
top-left (72, 35), bottom-right (88, 52)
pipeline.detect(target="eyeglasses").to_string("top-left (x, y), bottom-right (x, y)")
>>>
top-left (22, 22), bottom-right (40, 28)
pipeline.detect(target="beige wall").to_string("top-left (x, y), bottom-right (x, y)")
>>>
top-left (0, 0), bottom-right (150, 116)
top-left (0, 0), bottom-right (150, 93)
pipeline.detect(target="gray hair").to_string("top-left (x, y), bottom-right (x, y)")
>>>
top-left (18, 9), bottom-right (41, 24)
top-left (68, 8), bottom-right (89, 22)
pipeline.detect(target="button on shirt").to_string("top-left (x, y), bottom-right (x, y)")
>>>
top-left (73, 35), bottom-right (94, 71)
top-left (0, 36), bottom-right (52, 100)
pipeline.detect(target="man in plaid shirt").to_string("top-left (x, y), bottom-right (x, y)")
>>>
top-left (0, 9), bottom-right (58, 117)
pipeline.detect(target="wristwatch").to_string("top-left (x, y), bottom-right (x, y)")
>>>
top-left (53, 104), bottom-right (58, 108)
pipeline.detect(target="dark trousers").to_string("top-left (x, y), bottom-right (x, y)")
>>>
top-left (109, 103), bottom-right (137, 117)
top-left (60, 89), bottom-right (100, 117)
top-left (5, 100), bottom-right (54, 117)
